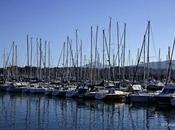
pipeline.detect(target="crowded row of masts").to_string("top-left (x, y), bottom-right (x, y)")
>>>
top-left (3, 42), bottom-right (18, 80)
top-left (2, 35), bottom-right (52, 81)
top-left (26, 35), bottom-right (51, 81)
top-left (2, 19), bottom-right (169, 82)
top-left (56, 19), bottom-right (152, 82)
top-left (56, 18), bottom-right (130, 82)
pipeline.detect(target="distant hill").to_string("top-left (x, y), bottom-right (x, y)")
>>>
top-left (84, 60), bottom-right (175, 70)
top-left (84, 61), bottom-right (108, 68)
top-left (138, 60), bottom-right (174, 70)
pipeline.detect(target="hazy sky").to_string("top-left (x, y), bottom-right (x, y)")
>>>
top-left (0, 0), bottom-right (175, 67)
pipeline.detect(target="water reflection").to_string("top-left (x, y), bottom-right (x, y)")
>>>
top-left (0, 93), bottom-right (175, 130)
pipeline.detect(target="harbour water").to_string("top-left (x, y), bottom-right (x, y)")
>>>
top-left (0, 92), bottom-right (175, 130)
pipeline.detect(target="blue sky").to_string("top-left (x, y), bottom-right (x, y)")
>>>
top-left (0, 0), bottom-right (175, 67)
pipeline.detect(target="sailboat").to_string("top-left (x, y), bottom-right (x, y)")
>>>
top-left (128, 21), bottom-right (160, 104)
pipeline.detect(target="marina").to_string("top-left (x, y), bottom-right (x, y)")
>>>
top-left (1, 18), bottom-right (175, 130)
top-left (1, 0), bottom-right (175, 129)
top-left (1, 20), bottom-right (174, 106)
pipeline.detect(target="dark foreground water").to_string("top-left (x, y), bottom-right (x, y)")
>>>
top-left (0, 93), bottom-right (175, 130)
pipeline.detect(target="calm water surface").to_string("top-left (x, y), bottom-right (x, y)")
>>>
top-left (0, 92), bottom-right (175, 130)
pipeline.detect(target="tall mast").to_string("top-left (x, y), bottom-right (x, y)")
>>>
top-left (80, 40), bottom-right (83, 80)
top-left (30, 37), bottom-right (33, 79)
top-left (112, 54), bottom-right (115, 81)
top-left (76, 30), bottom-right (78, 81)
top-left (147, 21), bottom-right (150, 79)
top-left (27, 35), bottom-right (29, 79)
top-left (66, 37), bottom-right (69, 81)
top-left (12, 41), bottom-right (15, 78)
top-left (63, 42), bottom-right (65, 67)
top-left (143, 33), bottom-right (146, 81)
top-left (108, 18), bottom-right (112, 80)
top-left (117, 22), bottom-right (120, 79)
top-left (95, 26), bottom-right (98, 81)
top-left (48, 42), bottom-right (50, 81)
top-left (102, 30), bottom-right (105, 79)
top-left (39, 38), bottom-right (42, 80)
top-left (27, 35), bottom-right (29, 67)
top-left (123, 23), bottom-right (126, 80)
top-left (15, 45), bottom-right (18, 79)
top-left (90, 26), bottom-right (93, 83)
top-left (36, 38), bottom-right (39, 79)
top-left (30, 37), bottom-right (33, 67)
top-left (44, 40), bottom-right (47, 80)
top-left (168, 46), bottom-right (171, 82)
